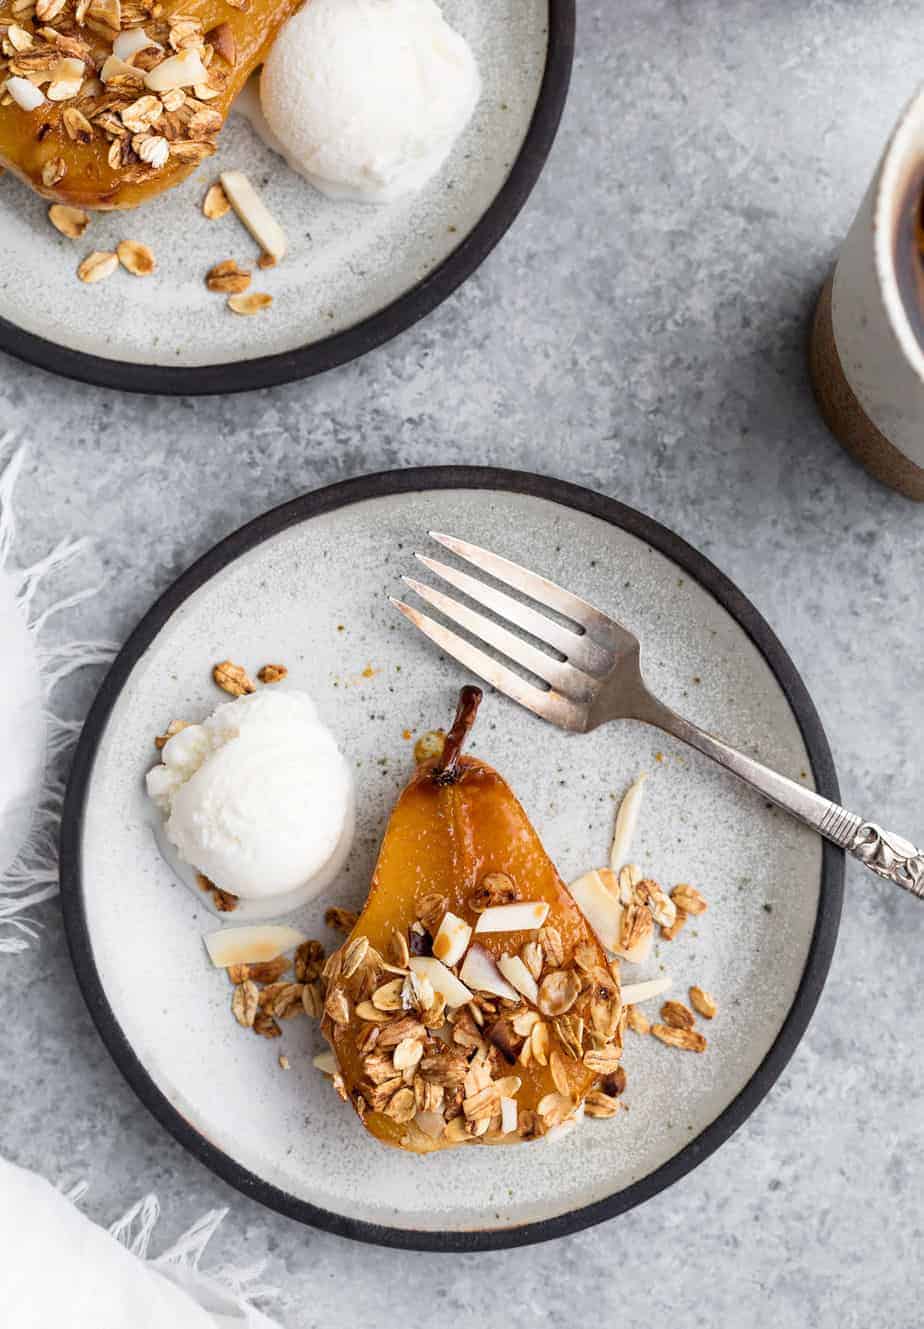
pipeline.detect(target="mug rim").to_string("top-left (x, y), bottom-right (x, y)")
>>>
top-left (874, 84), bottom-right (924, 389)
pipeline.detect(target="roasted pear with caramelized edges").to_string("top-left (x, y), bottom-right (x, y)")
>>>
top-left (320, 687), bottom-right (627, 1153)
top-left (0, 0), bottom-right (301, 209)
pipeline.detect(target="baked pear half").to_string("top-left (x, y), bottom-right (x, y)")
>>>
top-left (0, 0), bottom-right (300, 209)
top-left (320, 687), bottom-right (627, 1153)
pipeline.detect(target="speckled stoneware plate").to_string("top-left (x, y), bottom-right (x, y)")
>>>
top-left (60, 469), bottom-right (843, 1250)
top-left (0, 2), bottom-right (573, 394)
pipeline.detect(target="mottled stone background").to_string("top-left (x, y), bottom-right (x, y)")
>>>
top-left (1, 2), bottom-right (922, 1324)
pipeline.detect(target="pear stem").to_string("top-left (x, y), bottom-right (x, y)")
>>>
top-left (433, 685), bottom-right (482, 785)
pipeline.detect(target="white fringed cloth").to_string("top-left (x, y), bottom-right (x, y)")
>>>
top-left (1, 1159), bottom-right (281, 1329)
top-left (0, 442), bottom-right (283, 1329)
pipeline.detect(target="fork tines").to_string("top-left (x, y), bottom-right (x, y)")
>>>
top-left (390, 532), bottom-right (625, 731)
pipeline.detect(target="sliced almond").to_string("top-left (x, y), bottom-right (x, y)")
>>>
top-left (113, 26), bottom-right (161, 60)
top-left (567, 869), bottom-right (622, 950)
top-left (458, 944), bottom-right (519, 1002)
top-left (117, 239), bottom-right (155, 276)
top-left (204, 924), bottom-right (306, 968)
top-left (500, 1096), bottom-right (518, 1134)
top-left (144, 47), bottom-right (208, 91)
top-left (312, 1049), bottom-right (338, 1075)
top-left (609, 772), bottom-right (647, 871)
top-left (473, 901), bottom-right (550, 934)
top-left (205, 20), bottom-right (236, 64)
top-left (49, 202), bottom-right (89, 238)
top-left (100, 55), bottom-right (145, 85)
top-left (496, 953), bottom-right (539, 1005)
top-left (431, 911), bottom-right (472, 967)
top-left (5, 77), bottom-right (46, 111)
top-left (408, 955), bottom-right (472, 1008)
top-left (620, 976), bottom-right (671, 1005)
top-left (227, 291), bottom-right (272, 316)
top-left (220, 169), bottom-right (287, 261)
top-left (77, 250), bottom-right (117, 284)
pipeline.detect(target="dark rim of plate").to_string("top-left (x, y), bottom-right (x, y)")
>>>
top-left (0, 3), bottom-right (575, 395)
top-left (59, 467), bottom-right (845, 1251)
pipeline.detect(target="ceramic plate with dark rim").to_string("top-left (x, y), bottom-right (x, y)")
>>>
top-left (60, 468), bottom-right (843, 1250)
top-left (0, 2), bottom-right (573, 395)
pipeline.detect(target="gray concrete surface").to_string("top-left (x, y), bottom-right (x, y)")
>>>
top-left (2, 2), bottom-right (923, 1325)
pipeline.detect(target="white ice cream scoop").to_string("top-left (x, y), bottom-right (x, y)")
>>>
top-left (259, 0), bottom-right (481, 203)
top-left (146, 689), bottom-right (353, 917)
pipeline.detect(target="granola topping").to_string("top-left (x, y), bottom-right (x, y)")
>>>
top-left (212, 658), bottom-right (254, 696)
top-left (689, 986), bottom-right (717, 1019)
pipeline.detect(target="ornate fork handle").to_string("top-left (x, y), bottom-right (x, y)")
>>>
top-left (847, 823), bottom-right (924, 898)
top-left (637, 693), bottom-right (924, 900)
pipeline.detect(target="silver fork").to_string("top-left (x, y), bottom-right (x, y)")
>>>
top-left (391, 532), bottom-right (923, 900)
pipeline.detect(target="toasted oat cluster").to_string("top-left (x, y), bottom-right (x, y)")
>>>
top-left (1, 0), bottom-right (230, 183)
top-left (315, 883), bottom-right (631, 1150)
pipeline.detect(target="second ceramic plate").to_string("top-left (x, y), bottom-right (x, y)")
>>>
top-left (61, 468), bottom-right (843, 1249)
top-left (0, 2), bottom-right (573, 393)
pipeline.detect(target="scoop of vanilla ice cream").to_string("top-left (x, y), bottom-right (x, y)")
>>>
top-left (145, 689), bottom-right (352, 900)
top-left (259, 0), bottom-right (481, 203)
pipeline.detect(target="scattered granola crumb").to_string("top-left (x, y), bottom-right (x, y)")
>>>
top-left (49, 203), bottom-right (89, 239)
top-left (154, 718), bottom-right (190, 749)
top-left (227, 290), bottom-right (272, 315)
top-left (231, 979), bottom-right (258, 1027)
top-left (670, 883), bottom-right (708, 915)
top-left (325, 906), bottom-right (358, 934)
top-left (253, 1011), bottom-right (282, 1039)
top-left (414, 730), bottom-right (445, 764)
top-left (77, 251), bottom-right (118, 284)
top-left (257, 252), bottom-right (277, 269)
top-left (117, 239), bottom-right (156, 276)
top-left (660, 1000), bottom-right (695, 1031)
top-left (203, 181), bottom-right (231, 219)
top-left (206, 259), bottom-right (251, 293)
top-left (690, 986), bottom-right (717, 1019)
top-left (661, 908), bottom-right (687, 941)
top-left (651, 1023), bottom-right (707, 1052)
top-left (278, 1054), bottom-right (290, 1070)
top-left (212, 659), bottom-right (255, 696)
top-left (626, 1005), bottom-right (650, 1035)
top-left (257, 663), bottom-right (288, 684)
top-left (196, 870), bottom-right (238, 913)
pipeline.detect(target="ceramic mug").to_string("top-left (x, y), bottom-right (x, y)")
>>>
top-left (810, 86), bottom-right (924, 499)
